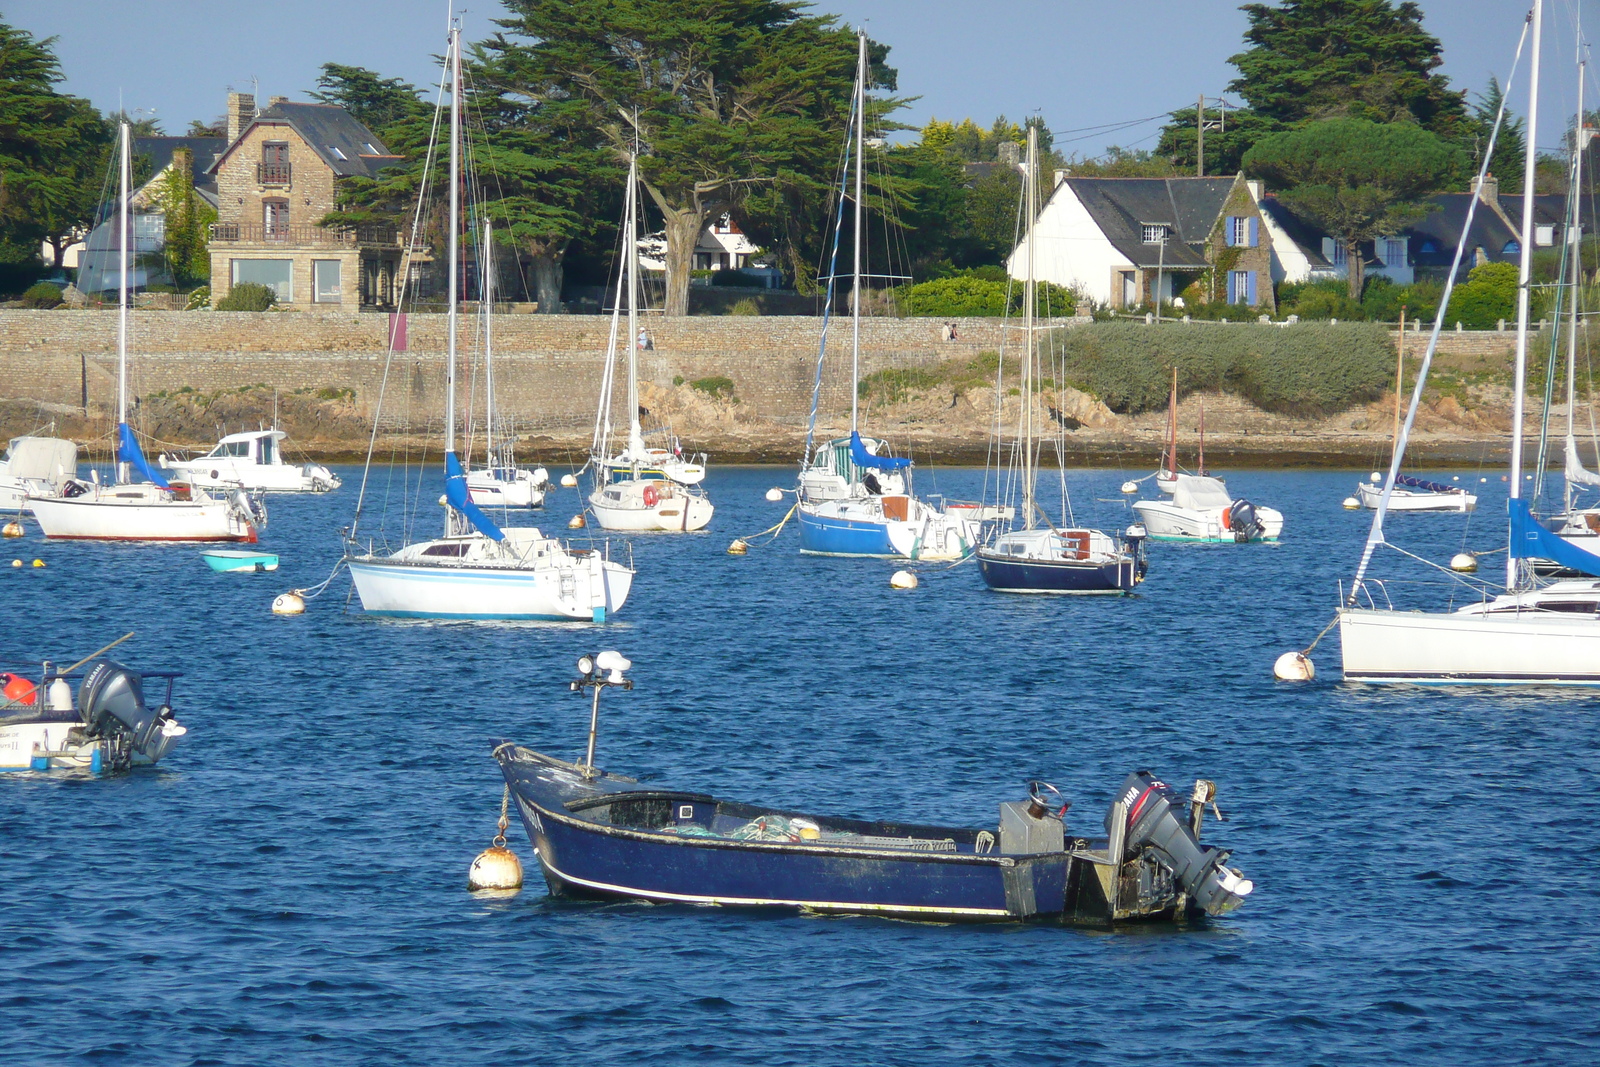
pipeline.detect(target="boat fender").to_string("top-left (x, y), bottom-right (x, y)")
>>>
top-left (642, 484), bottom-right (660, 507)
top-left (2, 672), bottom-right (37, 705)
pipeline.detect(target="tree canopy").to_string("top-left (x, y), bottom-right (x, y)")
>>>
top-left (1244, 118), bottom-right (1465, 298)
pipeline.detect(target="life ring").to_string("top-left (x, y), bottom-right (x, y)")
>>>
top-left (642, 484), bottom-right (660, 507)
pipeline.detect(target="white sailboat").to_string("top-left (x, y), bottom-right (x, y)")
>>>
top-left (587, 153), bottom-right (714, 533)
top-left (795, 30), bottom-right (976, 561)
top-left (0, 434), bottom-right (78, 513)
top-left (465, 221), bottom-right (548, 511)
top-left (30, 123), bottom-right (262, 543)
top-left (161, 429), bottom-right (341, 493)
top-left (1340, 0), bottom-right (1600, 684)
top-left (346, 24), bottom-right (632, 621)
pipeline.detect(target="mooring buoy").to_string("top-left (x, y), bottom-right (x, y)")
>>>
top-left (568, 514), bottom-right (586, 529)
top-left (1120, 481), bottom-right (1139, 494)
top-left (560, 473), bottom-right (578, 488)
top-left (765, 487), bottom-right (784, 502)
top-left (1273, 651), bottom-right (1315, 681)
top-left (1450, 553), bottom-right (1478, 573)
top-left (272, 591), bottom-right (306, 615)
top-left (889, 569), bottom-right (918, 589)
top-left (468, 844), bottom-right (523, 892)
top-left (727, 538), bottom-right (748, 555)
top-left (2, 521), bottom-right (22, 538)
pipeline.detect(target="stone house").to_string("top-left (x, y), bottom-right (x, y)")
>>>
top-left (206, 93), bottom-right (403, 310)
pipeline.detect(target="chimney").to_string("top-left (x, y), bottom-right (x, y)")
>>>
top-left (1474, 173), bottom-right (1500, 203)
top-left (268, 95), bottom-right (288, 107)
top-left (227, 92), bottom-right (256, 145)
top-left (1054, 169), bottom-right (1067, 188)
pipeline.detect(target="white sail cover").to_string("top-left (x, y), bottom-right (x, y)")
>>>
top-left (1172, 474), bottom-right (1233, 510)
top-left (1565, 433), bottom-right (1600, 488)
top-left (2, 436), bottom-right (77, 480)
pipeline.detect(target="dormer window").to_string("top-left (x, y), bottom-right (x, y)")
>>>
top-left (328, 145), bottom-right (347, 161)
top-left (1142, 224), bottom-right (1170, 244)
top-left (363, 143), bottom-right (378, 154)
top-left (258, 142), bottom-right (291, 185)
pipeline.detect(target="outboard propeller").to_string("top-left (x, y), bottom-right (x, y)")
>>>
top-left (1226, 499), bottom-right (1262, 543)
top-left (1108, 771), bottom-right (1253, 916)
top-left (78, 661), bottom-right (185, 766)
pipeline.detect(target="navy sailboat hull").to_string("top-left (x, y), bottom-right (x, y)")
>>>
top-left (976, 549), bottom-right (1138, 594)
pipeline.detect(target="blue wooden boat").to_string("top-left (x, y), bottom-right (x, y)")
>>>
top-left (200, 548), bottom-right (279, 573)
top-left (976, 528), bottom-right (1146, 595)
top-left (491, 656), bottom-right (1252, 924)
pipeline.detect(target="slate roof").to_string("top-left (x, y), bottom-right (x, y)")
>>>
top-left (134, 136), bottom-right (225, 192)
top-left (1257, 196), bottom-right (1332, 268)
top-left (1058, 176), bottom-right (1236, 268)
top-left (207, 101), bottom-right (401, 178)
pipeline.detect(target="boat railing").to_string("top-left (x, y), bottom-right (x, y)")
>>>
top-left (1344, 579), bottom-right (1393, 611)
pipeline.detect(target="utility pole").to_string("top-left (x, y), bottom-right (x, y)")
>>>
top-left (1196, 94), bottom-right (1205, 178)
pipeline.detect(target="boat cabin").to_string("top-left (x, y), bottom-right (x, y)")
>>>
top-left (202, 430), bottom-right (287, 467)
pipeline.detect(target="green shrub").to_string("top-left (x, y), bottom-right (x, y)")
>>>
top-left (315, 386), bottom-right (355, 402)
top-left (1444, 261), bottom-right (1520, 328)
top-left (689, 375), bottom-right (734, 399)
top-left (1049, 321), bottom-right (1393, 416)
top-left (727, 297), bottom-right (761, 316)
top-left (901, 271), bottom-right (1081, 317)
top-left (215, 282), bottom-right (277, 312)
top-left (185, 286), bottom-right (211, 310)
top-left (857, 367), bottom-right (942, 403)
top-left (1279, 279), bottom-right (1364, 320)
top-left (19, 282), bottom-right (63, 309)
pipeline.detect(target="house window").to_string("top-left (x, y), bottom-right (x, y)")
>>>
top-left (258, 142), bottom-right (291, 185)
top-left (1227, 269), bottom-right (1256, 306)
top-left (313, 260), bottom-right (342, 303)
top-left (263, 198), bottom-right (289, 238)
top-left (328, 145), bottom-right (348, 161)
top-left (1120, 271), bottom-right (1137, 307)
top-left (231, 259), bottom-right (293, 302)
top-left (1535, 225), bottom-right (1555, 247)
top-left (1381, 238), bottom-right (1407, 268)
top-left (1226, 216), bottom-right (1258, 247)
top-left (1503, 240), bottom-right (1520, 255)
top-left (1419, 239), bottom-right (1439, 254)
top-left (1322, 238), bottom-right (1348, 267)
top-left (1142, 224), bottom-right (1170, 244)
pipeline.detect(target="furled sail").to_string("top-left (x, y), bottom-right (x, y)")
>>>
top-left (116, 423), bottom-right (169, 488)
top-left (445, 452), bottom-right (505, 541)
top-left (849, 430), bottom-right (911, 471)
top-left (1564, 433), bottom-right (1600, 488)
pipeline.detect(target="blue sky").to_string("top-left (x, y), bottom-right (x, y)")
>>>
top-left (4, 1), bottom-right (1593, 157)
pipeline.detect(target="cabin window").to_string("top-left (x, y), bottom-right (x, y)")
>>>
top-left (313, 259), bottom-right (342, 303)
top-left (421, 542), bottom-right (470, 557)
top-left (263, 198), bottom-right (290, 237)
top-left (259, 436), bottom-right (276, 464)
top-left (230, 259), bottom-right (292, 302)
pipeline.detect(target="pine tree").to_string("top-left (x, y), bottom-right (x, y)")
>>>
top-left (1471, 77), bottom-right (1526, 194)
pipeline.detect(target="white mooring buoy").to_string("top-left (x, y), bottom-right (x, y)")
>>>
top-left (10, 559), bottom-right (20, 568)
top-left (1120, 481), bottom-right (1139, 494)
top-left (568, 514), bottom-right (586, 529)
top-left (272, 591), bottom-right (306, 615)
top-left (468, 845), bottom-right (523, 892)
top-left (560, 473), bottom-right (578, 488)
top-left (889, 569), bottom-right (918, 590)
top-left (765, 487), bottom-right (785, 502)
top-left (1273, 651), bottom-right (1315, 681)
top-left (727, 538), bottom-right (749, 555)
top-left (1, 521), bottom-right (22, 538)
top-left (1342, 497), bottom-right (1360, 510)
top-left (1369, 471), bottom-right (1382, 483)
top-left (1450, 553), bottom-right (1478, 573)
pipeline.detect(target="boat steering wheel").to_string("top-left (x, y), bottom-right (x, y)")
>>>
top-left (1028, 780), bottom-right (1068, 819)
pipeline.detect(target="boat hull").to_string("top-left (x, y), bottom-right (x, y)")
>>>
top-left (1130, 500), bottom-right (1282, 543)
top-left (1339, 606), bottom-right (1600, 684)
top-left (348, 555), bottom-right (632, 621)
top-left (798, 501), bottom-right (974, 560)
top-left (976, 549), bottom-right (1138, 594)
top-left (30, 495), bottom-right (257, 542)
top-left (201, 550), bottom-right (279, 573)
top-left (589, 490), bottom-right (713, 532)
top-left (163, 462), bottom-right (336, 493)
top-left (1355, 482), bottom-right (1476, 512)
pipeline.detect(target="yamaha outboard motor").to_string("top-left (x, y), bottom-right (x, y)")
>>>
top-left (1226, 499), bottom-right (1262, 543)
top-left (1107, 771), bottom-right (1252, 916)
top-left (79, 661), bottom-right (185, 766)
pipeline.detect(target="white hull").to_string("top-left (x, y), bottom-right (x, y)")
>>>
top-left (468, 473), bottom-right (546, 509)
top-left (0, 718), bottom-right (183, 770)
top-left (163, 460), bottom-right (337, 493)
top-left (1355, 482), bottom-right (1476, 512)
top-left (589, 480), bottom-right (713, 532)
top-left (31, 488), bottom-right (257, 542)
top-left (1130, 500), bottom-right (1283, 542)
top-left (1340, 604), bottom-right (1600, 684)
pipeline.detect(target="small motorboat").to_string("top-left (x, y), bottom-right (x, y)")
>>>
top-left (1354, 475), bottom-right (1476, 513)
top-left (493, 655), bottom-right (1252, 923)
top-left (1132, 474), bottom-right (1283, 543)
top-left (200, 548), bottom-right (279, 573)
top-left (0, 647), bottom-right (185, 772)
top-left (0, 434), bottom-right (78, 513)
top-left (161, 429), bottom-right (340, 493)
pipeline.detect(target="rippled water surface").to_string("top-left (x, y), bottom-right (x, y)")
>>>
top-left (4, 464), bottom-right (1597, 1065)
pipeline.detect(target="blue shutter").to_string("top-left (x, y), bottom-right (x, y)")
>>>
top-left (1226, 271), bottom-right (1238, 304)
top-left (1248, 217), bottom-right (1259, 247)
top-left (1247, 271), bottom-right (1257, 305)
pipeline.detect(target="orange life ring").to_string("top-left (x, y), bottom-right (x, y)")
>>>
top-left (642, 484), bottom-right (660, 507)
top-left (2, 672), bottom-right (37, 705)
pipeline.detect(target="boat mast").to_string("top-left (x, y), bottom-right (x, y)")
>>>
top-left (116, 121), bottom-right (130, 486)
top-left (849, 29), bottom-right (865, 435)
top-left (1165, 367), bottom-right (1178, 479)
top-left (1021, 123), bottom-right (1036, 529)
top-left (1394, 307), bottom-right (1405, 458)
top-left (1508, 0), bottom-right (1542, 591)
top-left (444, 24), bottom-right (461, 537)
top-left (626, 151), bottom-right (644, 463)
top-left (1565, 60), bottom-right (1585, 517)
top-left (483, 218), bottom-right (495, 467)
top-left (1198, 399), bottom-right (1206, 475)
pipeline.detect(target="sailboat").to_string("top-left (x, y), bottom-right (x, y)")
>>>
top-left (30, 123), bottom-right (262, 543)
top-left (1130, 370), bottom-right (1282, 543)
top-left (976, 127), bottom-right (1145, 594)
top-left (465, 221), bottom-right (548, 511)
top-left (587, 153), bottom-right (714, 533)
top-left (1339, 0), bottom-right (1600, 684)
top-left (346, 25), bottom-right (633, 621)
top-left (795, 31), bottom-right (977, 561)
top-left (1352, 310), bottom-right (1476, 512)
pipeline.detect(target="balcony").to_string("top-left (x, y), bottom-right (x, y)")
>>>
top-left (209, 222), bottom-right (401, 249)
top-left (256, 161), bottom-right (292, 185)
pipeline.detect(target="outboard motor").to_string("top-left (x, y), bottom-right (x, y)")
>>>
top-left (1107, 771), bottom-right (1252, 916)
top-left (78, 661), bottom-right (185, 767)
top-left (1121, 523), bottom-right (1148, 580)
top-left (1226, 499), bottom-right (1262, 543)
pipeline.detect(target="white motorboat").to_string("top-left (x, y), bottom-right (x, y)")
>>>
top-left (1132, 474), bottom-right (1282, 543)
top-left (587, 152), bottom-right (713, 532)
top-left (794, 33), bottom-right (975, 561)
top-left (1339, 4), bottom-right (1600, 685)
top-left (28, 123), bottom-right (263, 544)
top-left (161, 429), bottom-right (340, 493)
top-left (345, 27), bottom-right (634, 622)
top-left (0, 435), bottom-right (78, 513)
top-left (1355, 477), bottom-right (1476, 512)
top-left (467, 464), bottom-right (548, 509)
top-left (0, 650), bottom-right (186, 773)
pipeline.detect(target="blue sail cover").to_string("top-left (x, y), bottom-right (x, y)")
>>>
top-left (850, 431), bottom-right (911, 471)
top-left (116, 422), bottom-right (169, 488)
top-left (1509, 497), bottom-right (1600, 572)
top-left (1398, 474), bottom-right (1455, 493)
top-left (445, 451), bottom-right (504, 542)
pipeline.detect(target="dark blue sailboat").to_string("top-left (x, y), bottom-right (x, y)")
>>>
top-left (491, 654), bottom-right (1252, 923)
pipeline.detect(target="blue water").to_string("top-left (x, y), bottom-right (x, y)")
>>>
top-left (4, 465), bottom-right (1597, 1065)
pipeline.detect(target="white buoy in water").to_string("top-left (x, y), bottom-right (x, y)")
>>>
top-left (1120, 481), bottom-right (1139, 494)
top-left (1369, 471), bottom-right (1382, 483)
top-left (1450, 553), bottom-right (1478, 573)
top-left (1342, 497), bottom-right (1360, 510)
top-left (568, 514), bottom-right (586, 529)
top-left (10, 559), bottom-right (20, 568)
top-left (560, 473), bottom-right (578, 488)
top-left (727, 539), bottom-right (748, 555)
top-left (765, 487), bottom-right (784, 502)
top-left (272, 591), bottom-right (306, 615)
top-left (889, 569), bottom-right (918, 589)
top-left (1, 521), bottom-right (21, 538)
top-left (1273, 651), bottom-right (1315, 681)
top-left (468, 845), bottom-right (523, 892)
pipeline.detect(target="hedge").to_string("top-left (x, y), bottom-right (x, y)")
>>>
top-left (1047, 321), bottom-right (1393, 416)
